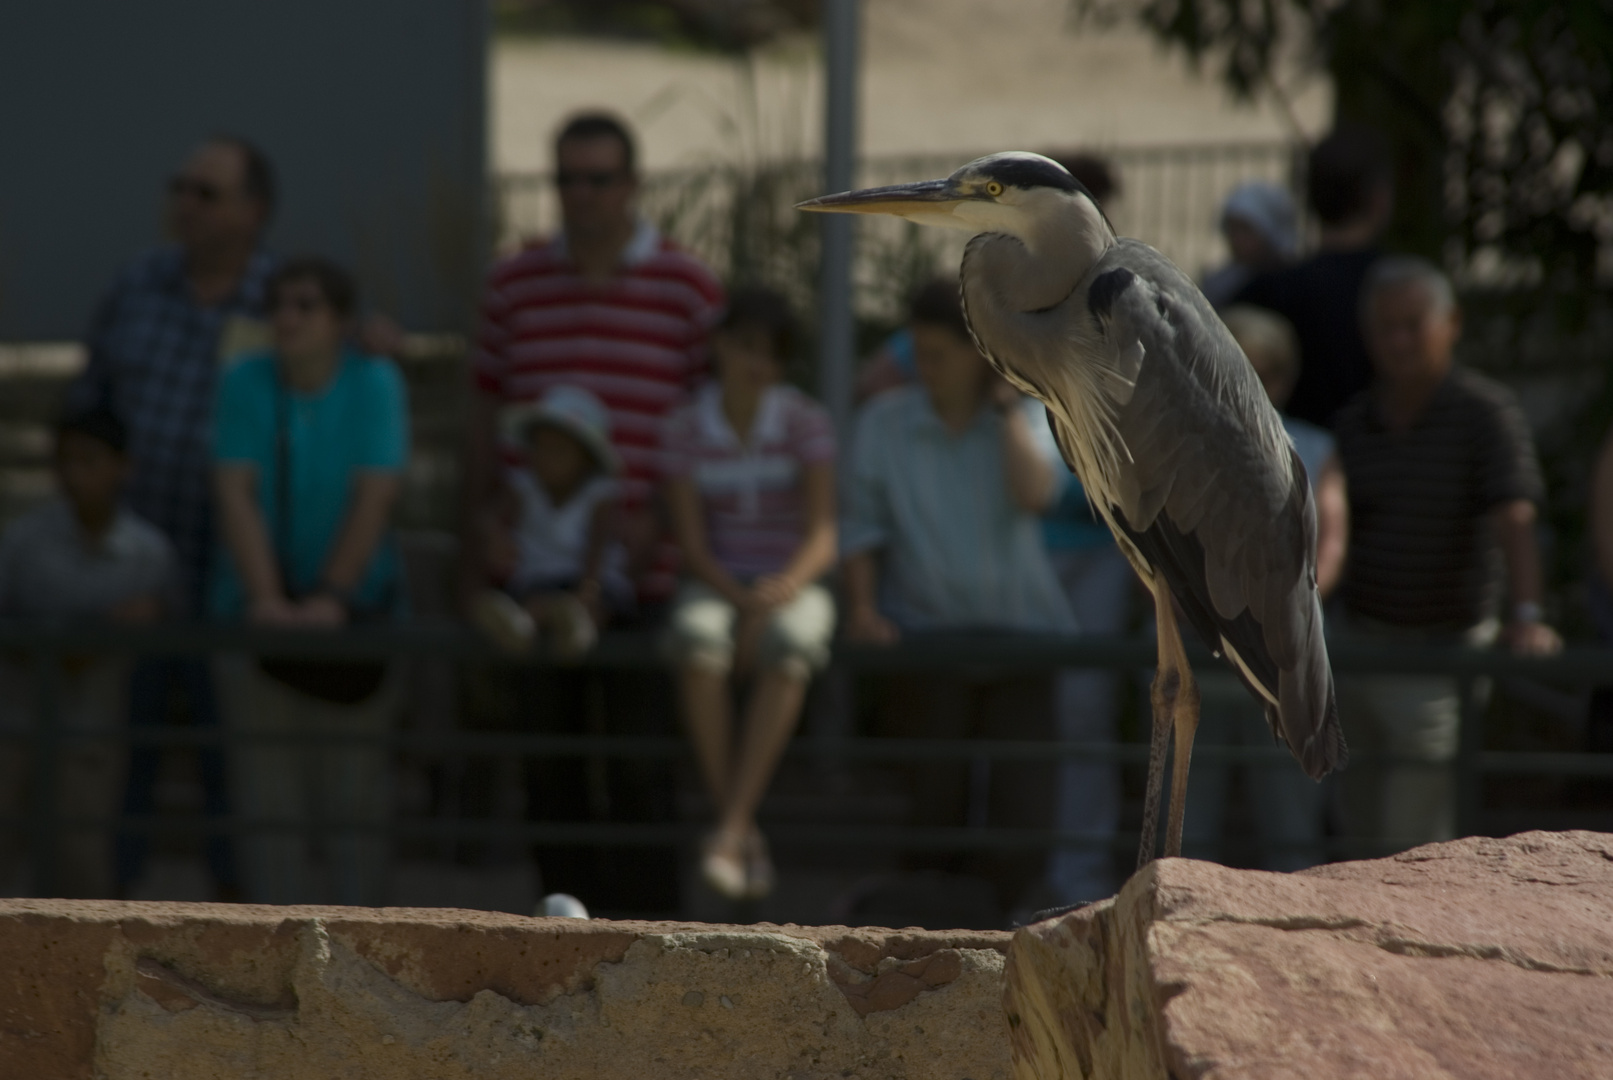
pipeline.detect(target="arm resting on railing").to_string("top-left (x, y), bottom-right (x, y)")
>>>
top-left (1493, 498), bottom-right (1561, 655)
top-left (318, 470), bottom-right (402, 603)
top-left (997, 389), bottom-right (1058, 514)
top-left (753, 462), bottom-right (838, 608)
top-left (841, 550), bottom-right (899, 644)
top-left (214, 464), bottom-right (287, 620)
top-left (1314, 453), bottom-right (1348, 600)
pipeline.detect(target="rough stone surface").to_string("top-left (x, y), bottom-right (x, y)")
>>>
top-left (1004, 831), bottom-right (1613, 1079)
top-left (0, 901), bottom-right (1011, 1079)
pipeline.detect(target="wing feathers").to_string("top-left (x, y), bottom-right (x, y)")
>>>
top-left (1074, 243), bottom-right (1344, 778)
top-left (963, 235), bottom-right (1346, 780)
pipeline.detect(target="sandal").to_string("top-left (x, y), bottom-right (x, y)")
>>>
top-left (744, 828), bottom-right (775, 900)
top-left (701, 831), bottom-right (748, 900)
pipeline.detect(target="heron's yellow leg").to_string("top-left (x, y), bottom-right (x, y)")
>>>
top-left (1137, 580), bottom-right (1179, 870)
top-left (1158, 597), bottom-right (1201, 858)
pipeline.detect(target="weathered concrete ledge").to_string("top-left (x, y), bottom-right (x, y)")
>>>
top-left (0, 900), bottom-right (1012, 1079)
top-left (1004, 830), bottom-right (1613, 1079)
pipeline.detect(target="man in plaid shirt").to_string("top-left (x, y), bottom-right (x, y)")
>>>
top-left (68, 136), bottom-right (277, 899)
top-left (74, 139), bottom-right (276, 601)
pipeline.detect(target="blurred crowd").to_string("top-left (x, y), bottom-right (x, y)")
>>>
top-left (1, 112), bottom-right (1609, 925)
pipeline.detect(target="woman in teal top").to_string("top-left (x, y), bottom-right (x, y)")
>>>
top-left (211, 266), bottom-right (407, 621)
top-left (211, 256), bottom-right (408, 906)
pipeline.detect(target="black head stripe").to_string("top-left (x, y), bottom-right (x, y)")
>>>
top-left (987, 156), bottom-right (1087, 196)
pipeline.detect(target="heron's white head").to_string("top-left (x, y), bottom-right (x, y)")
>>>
top-left (797, 152), bottom-right (1114, 258)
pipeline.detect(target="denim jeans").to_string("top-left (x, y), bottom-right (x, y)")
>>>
top-left (1046, 545), bottom-right (1133, 905)
top-left (0, 658), bottom-right (130, 897)
top-left (117, 656), bottom-right (235, 891)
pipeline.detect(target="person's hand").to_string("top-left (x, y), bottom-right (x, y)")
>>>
top-left (248, 595), bottom-right (302, 626)
top-left (989, 375), bottom-right (1022, 413)
top-left (107, 595), bottom-right (162, 624)
top-left (573, 579), bottom-right (607, 628)
top-left (751, 573), bottom-right (800, 609)
top-left (296, 594), bottom-right (348, 628)
top-left (619, 506), bottom-right (662, 578)
top-left (359, 314), bottom-right (406, 358)
top-left (1503, 619), bottom-right (1561, 656)
top-left (844, 604), bottom-right (899, 645)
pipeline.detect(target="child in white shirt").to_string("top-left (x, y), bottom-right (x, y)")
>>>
top-left (475, 385), bottom-right (628, 656)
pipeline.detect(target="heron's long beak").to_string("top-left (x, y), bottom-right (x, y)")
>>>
top-left (796, 178), bottom-right (962, 218)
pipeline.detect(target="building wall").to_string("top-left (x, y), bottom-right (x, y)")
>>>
top-left (0, 0), bottom-right (487, 340)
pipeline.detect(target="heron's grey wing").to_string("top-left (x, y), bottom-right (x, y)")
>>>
top-left (1057, 241), bottom-right (1344, 779)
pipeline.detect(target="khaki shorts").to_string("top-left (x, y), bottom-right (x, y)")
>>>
top-left (664, 579), bottom-right (836, 677)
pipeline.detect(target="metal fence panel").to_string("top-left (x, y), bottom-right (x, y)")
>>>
top-left (1, 621), bottom-right (1608, 892)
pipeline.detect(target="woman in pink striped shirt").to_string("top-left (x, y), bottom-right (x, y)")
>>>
top-left (661, 288), bottom-right (838, 900)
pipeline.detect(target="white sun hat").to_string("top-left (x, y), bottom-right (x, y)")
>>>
top-left (500, 385), bottom-right (620, 475)
top-left (1221, 180), bottom-right (1300, 260)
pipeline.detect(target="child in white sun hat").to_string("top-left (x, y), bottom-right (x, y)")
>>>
top-left (473, 384), bottom-right (631, 658)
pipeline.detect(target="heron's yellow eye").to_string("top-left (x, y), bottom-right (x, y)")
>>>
top-left (985, 181), bottom-right (1004, 197)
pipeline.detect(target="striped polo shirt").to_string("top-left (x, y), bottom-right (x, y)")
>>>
top-left (1335, 366), bottom-right (1544, 630)
top-left (474, 221), bottom-right (725, 507)
top-left (842, 386), bottom-right (1075, 633)
top-left (662, 384), bottom-right (836, 579)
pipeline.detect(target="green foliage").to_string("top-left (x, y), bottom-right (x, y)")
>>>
top-left (1077, 0), bottom-right (1613, 307)
top-left (492, 0), bottom-right (817, 52)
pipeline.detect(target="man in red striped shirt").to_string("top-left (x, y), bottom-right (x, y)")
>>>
top-left (470, 113), bottom-right (725, 603)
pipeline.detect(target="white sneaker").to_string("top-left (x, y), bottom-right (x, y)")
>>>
top-left (537, 892), bottom-right (590, 919)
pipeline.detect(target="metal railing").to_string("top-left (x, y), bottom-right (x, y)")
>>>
top-left (2, 620), bottom-right (1610, 897)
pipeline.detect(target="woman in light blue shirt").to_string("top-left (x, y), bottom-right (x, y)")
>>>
top-left (211, 257), bottom-right (408, 906)
top-left (840, 279), bottom-right (1071, 923)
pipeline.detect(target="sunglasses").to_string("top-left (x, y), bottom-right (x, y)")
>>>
top-left (271, 294), bottom-right (329, 314)
top-left (168, 176), bottom-right (224, 204)
top-left (556, 170), bottom-right (628, 191)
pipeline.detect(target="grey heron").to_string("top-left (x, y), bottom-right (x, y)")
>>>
top-left (800, 152), bottom-right (1347, 866)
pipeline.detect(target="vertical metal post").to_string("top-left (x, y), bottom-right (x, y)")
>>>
top-left (29, 649), bottom-right (60, 897)
top-left (818, 0), bottom-right (860, 438)
top-left (1454, 674), bottom-right (1482, 838)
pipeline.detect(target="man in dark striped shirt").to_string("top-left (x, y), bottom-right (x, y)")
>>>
top-left (1334, 256), bottom-right (1559, 848)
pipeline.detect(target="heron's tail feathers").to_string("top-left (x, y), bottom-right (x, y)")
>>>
top-left (1298, 691), bottom-right (1348, 778)
top-left (1274, 661), bottom-right (1348, 781)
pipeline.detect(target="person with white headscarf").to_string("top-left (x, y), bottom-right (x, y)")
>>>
top-left (1201, 180), bottom-right (1300, 308)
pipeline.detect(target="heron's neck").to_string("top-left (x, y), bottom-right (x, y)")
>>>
top-left (987, 195), bottom-right (1114, 312)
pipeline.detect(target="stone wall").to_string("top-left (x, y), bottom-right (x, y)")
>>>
top-left (0, 900), bottom-right (1012, 1080)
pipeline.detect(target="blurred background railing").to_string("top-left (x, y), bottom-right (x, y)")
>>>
top-left (3, 620), bottom-right (1610, 921)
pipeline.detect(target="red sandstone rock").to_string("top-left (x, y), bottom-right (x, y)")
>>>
top-left (1004, 830), bottom-right (1613, 1079)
